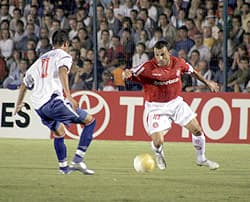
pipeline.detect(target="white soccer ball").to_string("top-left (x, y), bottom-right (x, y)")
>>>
top-left (133, 153), bottom-right (155, 173)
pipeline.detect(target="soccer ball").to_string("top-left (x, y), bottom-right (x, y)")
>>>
top-left (133, 153), bottom-right (155, 173)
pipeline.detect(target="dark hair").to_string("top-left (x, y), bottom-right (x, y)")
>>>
top-left (154, 40), bottom-right (169, 49)
top-left (52, 30), bottom-right (69, 46)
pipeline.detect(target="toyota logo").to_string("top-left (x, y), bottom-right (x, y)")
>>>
top-left (64, 91), bottom-right (110, 139)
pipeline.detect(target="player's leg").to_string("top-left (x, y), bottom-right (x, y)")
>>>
top-left (184, 119), bottom-right (219, 170)
top-left (151, 130), bottom-right (168, 170)
top-left (72, 114), bottom-right (96, 163)
top-left (173, 98), bottom-right (219, 170)
top-left (36, 102), bottom-right (71, 174)
top-left (53, 123), bottom-right (71, 174)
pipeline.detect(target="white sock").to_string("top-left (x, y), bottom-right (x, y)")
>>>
top-left (151, 141), bottom-right (163, 153)
top-left (192, 133), bottom-right (206, 162)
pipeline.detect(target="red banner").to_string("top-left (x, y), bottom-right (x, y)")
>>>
top-left (61, 91), bottom-right (250, 144)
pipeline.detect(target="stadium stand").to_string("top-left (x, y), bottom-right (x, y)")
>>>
top-left (0, 0), bottom-right (249, 92)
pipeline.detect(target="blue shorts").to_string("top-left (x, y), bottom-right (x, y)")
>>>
top-left (35, 94), bottom-right (87, 131)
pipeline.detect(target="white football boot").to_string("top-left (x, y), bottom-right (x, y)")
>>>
top-left (196, 159), bottom-right (219, 170)
top-left (151, 141), bottom-right (167, 170)
top-left (70, 161), bottom-right (95, 175)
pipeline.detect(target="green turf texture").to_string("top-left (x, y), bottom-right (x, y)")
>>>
top-left (0, 139), bottom-right (249, 202)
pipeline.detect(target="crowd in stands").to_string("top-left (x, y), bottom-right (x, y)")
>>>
top-left (0, 0), bottom-right (250, 92)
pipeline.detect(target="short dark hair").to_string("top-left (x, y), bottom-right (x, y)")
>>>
top-left (52, 30), bottom-right (69, 46)
top-left (154, 40), bottom-right (170, 49)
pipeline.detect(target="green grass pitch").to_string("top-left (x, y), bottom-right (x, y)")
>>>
top-left (0, 139), bottom-right (249, 202)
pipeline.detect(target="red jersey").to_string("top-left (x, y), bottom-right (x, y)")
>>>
top-left (130, 56), bottom-right (193, 102)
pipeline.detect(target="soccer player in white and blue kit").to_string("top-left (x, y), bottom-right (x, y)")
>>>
top-left (15, 30), bottom-right (95, 175)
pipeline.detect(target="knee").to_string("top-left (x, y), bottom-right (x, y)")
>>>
top-left (54, 124), bottom-right (65, 137)
top-left (83, 114), bottom-right (95, 125)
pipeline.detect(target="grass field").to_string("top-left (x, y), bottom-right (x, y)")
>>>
top-left (0, 139), bottom-right (249, 202)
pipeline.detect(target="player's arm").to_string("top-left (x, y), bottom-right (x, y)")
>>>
top-left (191, 69), bottom-right (219, 92)
top-left (58, 66), bottom-right (79, 110)
top-left (14, 83), bottom-right (27, 115)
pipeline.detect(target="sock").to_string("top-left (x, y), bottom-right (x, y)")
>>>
top-left (73, 119), bottom-right (96, 163)
top-left (54, 136), bottom-right (67, 169)
top-left (192, 133), bottom-right (206, 162)
top-left (151, 141), bottom-right (163, 153)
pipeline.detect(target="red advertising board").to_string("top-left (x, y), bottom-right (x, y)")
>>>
top-left (61, 91), bottom-right (250, 144)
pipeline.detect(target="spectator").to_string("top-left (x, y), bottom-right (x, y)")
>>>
top-left (120, 28), bottom-right (135, 67)
top-left (16, 22), bottom-right (38, 52)
top-left (138, 0), bottom-right (158, 22)
top-left (129, 9), bottom-right (139, 31)
top-left (72, 58), bottom-right (94, 90)
top-left (133, 18), bottom-right (151, 45)
top-left (137, 30), bottom-right (150, 51)
top-left (186, 60), bottom-right (214, 92)
top-left (9, 7), bottom-right (26, 33)
top-left (77, 27), bottom-right (93, 50)
top-left (171, 8), bottom-right (186, 28)
top-left (158, 13), bottom-right (177, 48)
top-left (213, 57), bottom-right (226, 91)
top-left (0, 28), bottom-right (14, 60)
top-left (98, 19), bottom-right (113, 43)
top-left (36, 37), bottom-right (52, 57)
top-left (241, 3), bottom-right (250, 32)
top-left (98, 69), bottom-right (117, 91)
top-left (112, 59), bottom-right (127, 91)
top-left (203, 25), bottom-right (215, 49)
top-left (211, 28), bottom-right (235, 60)
top-left (119, 0), bottom-right (138, 17)
top-left (106, 35), bottom-right (125, 68)
top-left (175, 25), bottom-right (194, 53)
top-left (228, 56), bottom-right (250, 92)
top-left (76, 7), bottom-right (91, 28)
top-left (229, 15), bottom-right (245, 47)
top-left (106, 7), bottom-right (122, 36)
top-left (138, 8), bottom-right (156, 37)
top-left (2, 58), bottom-right (27, 89)
top-left (132, 42), bottom-right (149, 68)
top-left (70, 36), bottom-right (82, 52)
top-left (13, 20), bottom-right (25, 43)
top-left (0, 3), bottom-right (11, 23)
top-left (86, 49), bottom-right (104, 83)
top-left (98, 29), bottom-right (112, 50)
top-left (231, 44), bottom-right (248, 74)
top-left (0, 51), bottom-right (8, 87)
top-left (193, 7), bottom-right (206, 33)
top-left (55, 6), bottom-right (70, 30)
top-left (188, 33), bottom-right (211, 63)
top-left (185, 18), bottom-right (199, 41)
top-left (188, 0), bottom-right (201, 19)
top-left (147, 27), bottom-right (165, 54)
top-left (242, 32), bottom-right (250, 57)
top-left (8, 49), bottom-right (21, 75)
top-left (68, 17), bottom-right (78, 40)
top-left (188, 49), bottom-right (200, 68)
top-left (26, 48), bottom-right (37, 66)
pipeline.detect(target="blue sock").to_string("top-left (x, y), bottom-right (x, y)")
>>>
top-left (73, 119), bottom-right (96, 163)
top-left (54, 136), bottom-right (67, 166)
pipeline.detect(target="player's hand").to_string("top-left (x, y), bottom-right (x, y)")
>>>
top-left (67, 96), bottom-right (79, 111)
top-left (207, 80), bottom-right (220, 92)
top-left (122, 69), bottom-right (133, 80)
top-left (14, 103), bottom-right (25, 115)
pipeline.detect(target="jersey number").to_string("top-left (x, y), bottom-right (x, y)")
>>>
top-left (41, 58), bottom-right (50, 78)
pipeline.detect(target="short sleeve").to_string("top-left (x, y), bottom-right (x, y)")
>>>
top-left (179, 58), bottom-right (194, 73)
top-left (57, 55), bottom-right (73, 72)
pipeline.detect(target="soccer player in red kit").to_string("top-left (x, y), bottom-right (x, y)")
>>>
top-left (123, 40), bottom-right (219, 170)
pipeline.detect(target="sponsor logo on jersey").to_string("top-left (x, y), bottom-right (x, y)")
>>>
top-left (153, 78), bottom-right (179, 85)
